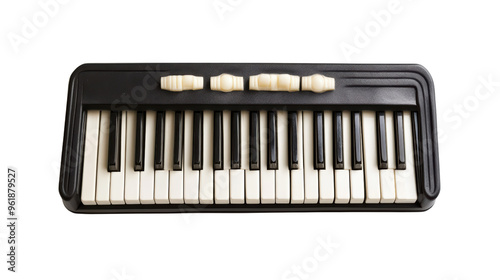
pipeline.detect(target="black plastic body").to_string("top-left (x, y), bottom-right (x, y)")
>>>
top-left (59, 63), bottom-right (440, 213)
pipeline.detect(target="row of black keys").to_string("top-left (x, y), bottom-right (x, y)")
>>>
top-left (106, 111), bottom-right (408, 173)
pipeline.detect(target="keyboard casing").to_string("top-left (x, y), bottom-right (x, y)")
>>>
top-left (59, 63), bottom-right (440, 213)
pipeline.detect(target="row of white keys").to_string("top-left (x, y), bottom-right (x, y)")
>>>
top-left (199, 110), bottom-right (214, 204)
top-left (215, 110), bottom-right (230, 204)
top-left (82, 109), bottom-right (417, 205)
top-left (290, 111), bottom-right (305, 203)
top-left (319, 111), bottom-right (334, 203)
top-left (395, 111), bottom-right (417, 203)
top-left (110, 111), bottom-right (127, 204)
top-left (276, 111), bottom-right (290, 203)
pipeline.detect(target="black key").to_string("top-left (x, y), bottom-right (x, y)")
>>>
top-left (231, 111), bottom-right (241, 169)
top-left (314, 111), bottom-right (325, 170)
top-left (173, 111), bottom-right (183, 171)
top-left (412, 111), bottom-right (422, 189)
top-left (288, 111), bottom-right (298, 170)
top-left (134, 111), bottom-right (146, 171)
top-left (154, 111), bottom-right (165, 170)
top-left (192, 111), bottom-right (203, 170)
top-left (107, 111), bottom-right (122, 172)
top-left (376, 112), bottom-right (388, 169)
top-left (249, 111), bottom-right (260, 170)
top-left (351, 111), bottom-right (363, 170)
top-left (333, 112), bottom-right (344, 169)
top-left (267, 111), bottom-right (278, 170)
top-left (213, 111), bottom-right (223, 170)
top-left (394, 111), bottom-right (406, 170)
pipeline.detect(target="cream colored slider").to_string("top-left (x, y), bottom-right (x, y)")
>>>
top-left (160, 75), bottom-right (203, 91)
top-left (210, 74), bottom-right (244, 92)
top-left (249, 74), bottom-right (300, 92)
top-left (301, 74), bottom-right (335, 93)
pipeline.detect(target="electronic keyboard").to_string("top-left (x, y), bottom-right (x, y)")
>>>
top-left (59, 63), bottom-right (440, 213)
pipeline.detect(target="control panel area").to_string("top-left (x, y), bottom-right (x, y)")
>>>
top-left (161, 73), bottom-right (335, 93)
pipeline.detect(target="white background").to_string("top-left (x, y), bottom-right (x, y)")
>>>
top-left (1, 0), bottom-right (499, 279)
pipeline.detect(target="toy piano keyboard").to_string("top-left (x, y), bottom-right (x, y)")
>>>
top-left (59, 63), bottom-right (440, 213)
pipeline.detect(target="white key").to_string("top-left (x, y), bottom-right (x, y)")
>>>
top-left (81, 110), bottom-right (100, 205)
top-left (169, 112), bottom-right (184, 204)
top-left (334, 170), bottom-right (350, 203)
top-left (395, 111), bottom-right (417, 203)
top-left (291, 111), bottom-right (304, 204)
top-left (350, 112), bottom-right (365, 204)
top-left (96, 111), bottom-right (111, 205)
top-left (303, 111), bottom-right (319, 203)
top-left (334, 111), bottom-right (350, 204)
top-left (214, 169), bottom-right (229, 203)
top-left (244, 111), bottom-right (260, 204)
top-left (230, 112), bottom-right (245, 204)
top-left (246, 171), bottom-right (260, 204)
top-left (215, 110), bottom-right (230, 204)
top-left (169, 172), bottom-right (184, 203)
top-left (230, 170), bottom-right (245, 203)
top-left (154, 111), bottom-right (172, 204)
top-left (276, 110), bottom-right (290, 203)
top-left (260, 111), bottom-right (275, 204)
top-left (244, 114), bottom-right (260, 204)
top-left (200, 111), bottom-right (214, 204)
top-left (362, 111), bottom-right (381, 203)
top-left (154, 170), bottom-right (169, 204)
top-left (125, 111), bottom-right (140, 204)
top-left (139, 111), bottom-right (156, 204)
top-left (110, 111), bottom-right (126, 205)
top-left (319, 111), bottom-right (334, 203)
top-left (380, 111), bottom-right (396, 203)
top-left (350, 170), bottom-right (364, 203)
top-left (184, 111), bottom-right (200, 204)
top-left (380, 170), bottom-right (396, 203)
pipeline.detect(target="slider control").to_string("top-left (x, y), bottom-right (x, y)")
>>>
top-left (302, 74), bottom-right (335, 93)
top-left (160, 75), bottom-right (203, 92)
top-left (249, 74), bottom-right (300, 92)
top-left (211, 74), bottom-right (244, 92)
